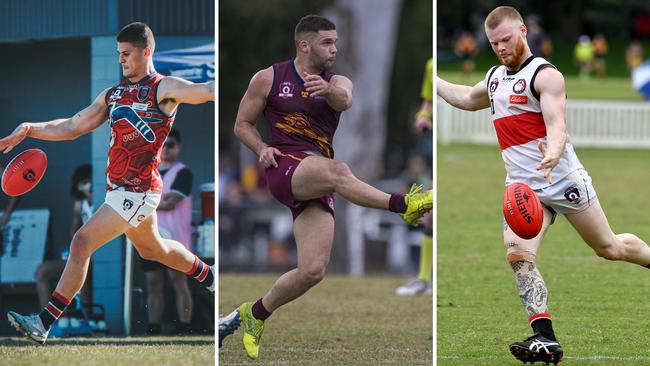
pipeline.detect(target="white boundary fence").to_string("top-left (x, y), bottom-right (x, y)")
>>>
top-left (438, 98), bottom-right (650, 148)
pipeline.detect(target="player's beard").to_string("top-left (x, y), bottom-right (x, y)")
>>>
top-left (310, 51), bottom-right (334, 73)
top-left (499, 37), bottom-right (526, 69)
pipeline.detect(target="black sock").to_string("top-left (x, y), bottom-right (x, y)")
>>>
top-left (38, 291), bottom-right (71, 329)
top-left (531, 317), bottom-right (557, 341)
top-left (185, 256), bottom-right (214, 288)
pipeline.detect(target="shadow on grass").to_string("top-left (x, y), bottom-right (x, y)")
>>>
top-left (0, 336), bottom-right (214, 347)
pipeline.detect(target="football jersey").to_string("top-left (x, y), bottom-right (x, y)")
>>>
top-left (486, 56), bottom-right (583, 190)
top-left (263, 60), bottom-right (342, 158)
top-left (105, 72), bottom-right (175, 193)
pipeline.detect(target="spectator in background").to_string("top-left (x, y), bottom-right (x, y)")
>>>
top-left (454, 31), bottom-right (478, 75)
top-left (574, 35), bottom-right (595, 81)
top-left (592, 34), bottom-right (608, 77)
top-left (139, 128), bottom-right (195, 335)
top-left (525, 15), bottom-right (552, 59)
top-left (35, 164), bottom-right (92, 308)
top-left (625, 41), bottom-right (644, 72)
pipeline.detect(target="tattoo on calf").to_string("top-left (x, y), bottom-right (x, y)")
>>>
top-left (513, 262), bottom-right (549, 316)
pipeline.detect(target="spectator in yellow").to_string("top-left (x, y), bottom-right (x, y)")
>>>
top-left (575, 35), bottom-right (595, 81)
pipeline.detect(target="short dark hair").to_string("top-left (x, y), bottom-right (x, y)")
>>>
top-left (294, 15), bottom-right (336, 44)
top-left (117, 22), bottom-right (155, 49)
top-left (167, 128), bottom-right (181, 144)
top-left (71, 164), bottom-right (91, 199)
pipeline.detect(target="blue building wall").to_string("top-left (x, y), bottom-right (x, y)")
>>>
top-left (0, 0), bottom-right (214, 335)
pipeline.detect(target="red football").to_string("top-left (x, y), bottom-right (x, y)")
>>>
top-left (503, 182), bottom-right (543, 239)
top-left (1, 149), bottom-right (48, 196)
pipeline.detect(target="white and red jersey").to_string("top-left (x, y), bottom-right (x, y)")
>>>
top-left (487, 56), bottom-right (582, 190)
top-left (105, 72), bottom-right (175, 193)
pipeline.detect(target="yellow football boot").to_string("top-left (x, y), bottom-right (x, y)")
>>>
top-left (238, 302), bottom-right (265, 360)
top-left (400, 183), bottom-right (433, 226)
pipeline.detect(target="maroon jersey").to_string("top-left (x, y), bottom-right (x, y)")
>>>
top-left (263, 60), bottom-right (342, 158)
top-left (105, 72), bottom-right (175, 193)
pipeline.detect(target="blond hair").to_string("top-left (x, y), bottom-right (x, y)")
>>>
top-left (484, 6), bottom-right (524, 30)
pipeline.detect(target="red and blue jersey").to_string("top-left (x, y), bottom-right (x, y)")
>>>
top-left (105, 72), bottom-right (174, 193)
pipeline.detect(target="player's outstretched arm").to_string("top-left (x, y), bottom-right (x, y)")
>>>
top-left (0, 89), bottom-right (110, 153)
top-left (536, 67), bottom-right (567, 183)
top-left (304, 73), bottom-right (353, 112)
top-left (158, 77), bottom-right (215, 105)
top-left (234, 67), bottom-right (281, 168)
top-left (437, 76), bottom-right (490, 111)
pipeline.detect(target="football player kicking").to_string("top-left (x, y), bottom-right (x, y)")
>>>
top-left (437, 6), bottom-right (650, 365)
top-left (0, 22), bottom-right (215, 344)
top-left (219, 15), bottom-right (433, 359)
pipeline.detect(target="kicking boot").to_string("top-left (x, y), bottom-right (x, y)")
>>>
top-left (218, 308), bottom-right (241, 348)
top-left (509, 333), bottom-right (563, 365)
top-left (238, 302), bottom-right (265, 360)
top-left (401, 184), bottom-right (433, 226)
top-left (7, 311), bottom-right (49, 345)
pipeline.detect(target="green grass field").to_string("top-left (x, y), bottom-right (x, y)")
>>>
top-left (0, 336), bottom-right (214, 366)
top-left (438, 71), bottom-right (643, 101)
top-left (438, 143), bottom-right (650, 365)
top-left (219, 274), bottom-right (432, 365)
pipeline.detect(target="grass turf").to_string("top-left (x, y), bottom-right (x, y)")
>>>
top-left (438, 71), bottom-right (643, 101)
top-left (438, 143), bottom-right (650, 365)
top-left (219, 274), bottom-right (433, 365)
top-left (0, 336), bottom-right (214, 366)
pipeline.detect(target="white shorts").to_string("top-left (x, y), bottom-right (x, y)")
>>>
top-left (535, 169), bottom-right (597, 215)
top-left (105, 189), bottom-right (161, 227)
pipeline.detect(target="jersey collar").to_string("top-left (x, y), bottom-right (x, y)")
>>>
top-left (127, 71), bottom-right (158, 85)
top-left (506, 56), bottom-right (535, 76)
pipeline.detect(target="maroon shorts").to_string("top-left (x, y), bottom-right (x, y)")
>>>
top-left (265, 150), bottom-right (335, 220)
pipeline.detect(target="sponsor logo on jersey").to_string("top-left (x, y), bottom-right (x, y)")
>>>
top-left (513, 79), bottom-right (527, 94)
top-left (132, 102), bottom-right (148, 111)
top-left (509, 95), bottom-right (528, 104)
top-left (279, 82), bottom-right (294, 98)
top-left (564, 186), bottom-right (581, 204)
top-left (137, 214), bottom-right (146, 222)
top-left (123, 199), bottom-right (134, 211)
top-left (137, 86), bottom-right (150, 102)
top-left (489, 78), bottom-right (499, 93)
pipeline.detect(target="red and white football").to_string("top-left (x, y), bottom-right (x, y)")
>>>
top-left (1, 149), bottom-right (48, 196)
top-left (503, 182), bottom-right (543, 239)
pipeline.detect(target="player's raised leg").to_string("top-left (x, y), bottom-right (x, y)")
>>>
top-left (126, 213), bottom-right (215, 291)
top-left (291, 155), bottom-right (432, 225)
top-left (8, 204), bottom-right (130, 344)
top-left (565, 199), bottom-right (650, 266)
top-left (506, 207), bottom-right (563, 364)
top-left (235, 203), bottom-right (334, 360)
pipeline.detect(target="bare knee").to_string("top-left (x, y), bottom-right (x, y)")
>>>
top-left (297, 262), bottom-right (328, 287)
top-left (592, 243), bottom-right (622, 261)
top-left (329, 161), bottom-right (354, 190)
top-left (70, 231), bottom-right (94, 259)
top-left (506, 249), bottom-right (536, 271)
top-left (139, 245), bottom-right (168, 261)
